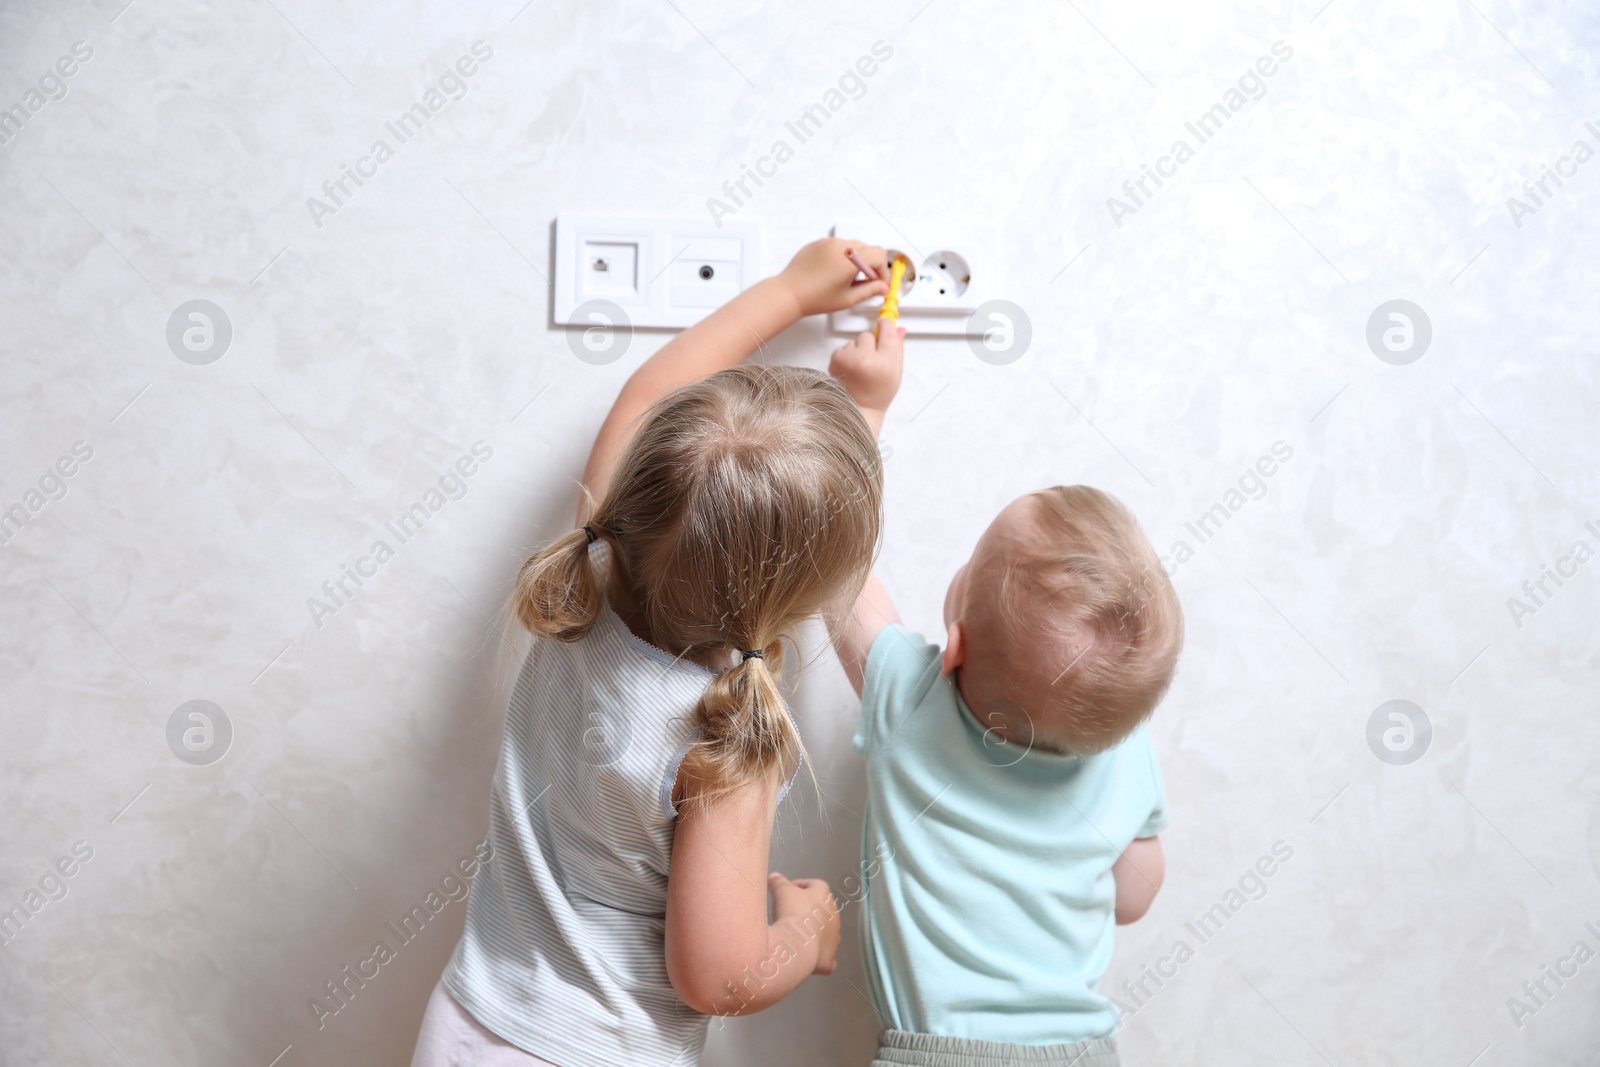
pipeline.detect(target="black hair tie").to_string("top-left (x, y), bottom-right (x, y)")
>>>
top-left (583, 525), bottom-right (598, 544)
top-left (740, 649), bottom-right (764, 661)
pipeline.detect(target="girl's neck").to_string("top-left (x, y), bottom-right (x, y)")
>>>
top-left (605, 569), bottom-right (652, 645)
top-left (606, 569), bottom-right (728, 670)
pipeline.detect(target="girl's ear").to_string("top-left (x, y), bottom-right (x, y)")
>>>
top-left (940, 621), bottom-right (965, 677)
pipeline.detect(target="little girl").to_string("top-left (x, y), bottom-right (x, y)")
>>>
top-left (411, 238), bottom-right (901, 1066)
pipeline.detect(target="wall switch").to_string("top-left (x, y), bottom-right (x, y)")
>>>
top-left (828, 221), bottom-right (1003, 337)
top-left (554, 215), bottom-right (760, 329)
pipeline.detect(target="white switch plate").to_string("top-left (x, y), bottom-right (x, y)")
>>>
top-left (829, 221), bottom-right (1003, 337)
top-left (553, 214), bottom-right (761, 329)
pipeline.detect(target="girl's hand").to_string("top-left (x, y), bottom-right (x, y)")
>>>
top-left (828, 324), bottom-right (904, 421)
top-left (768, 872), bottom-right (842, 975)
top-left (779, 237), bottom-right (889, 317)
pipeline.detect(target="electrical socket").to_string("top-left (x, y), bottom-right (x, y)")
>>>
top-left (829, 221), bottom-right (1002, 336)
top-left (554, 214), bottom-right (760, 329)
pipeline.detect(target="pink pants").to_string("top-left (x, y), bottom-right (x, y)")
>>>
top-left (410, 981), bottom-right (560, 1067)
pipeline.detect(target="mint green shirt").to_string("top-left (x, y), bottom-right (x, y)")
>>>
top-left (854, 625), bottom-right (1169, 1044)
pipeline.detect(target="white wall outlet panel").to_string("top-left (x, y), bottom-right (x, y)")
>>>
top-left (553, 214), bottom-right (760, 329)
top-left (829, 221), bottom-right (1003, 336)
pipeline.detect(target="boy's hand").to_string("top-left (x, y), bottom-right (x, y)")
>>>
top-left (829, 324), bottom-right (904, 434)
top-left (768, 872), bottom-right (842, 975)
top-left (778, 237), bottom-right (889, 318)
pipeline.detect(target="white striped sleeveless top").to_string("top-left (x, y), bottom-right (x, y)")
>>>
top-left (443, 592), bottom-right (718, 1067)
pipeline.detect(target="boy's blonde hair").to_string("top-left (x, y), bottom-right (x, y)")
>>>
top-left (962, 486), bottom-right (1182, 754)
top-left (512, 364), bottom-right (882, 799)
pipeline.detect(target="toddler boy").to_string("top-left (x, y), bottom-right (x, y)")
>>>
top-left (826, 329), bottom-right (1183, 1067)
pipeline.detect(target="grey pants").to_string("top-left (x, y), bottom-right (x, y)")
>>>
top-left (870, 1029), bottom-right (1120, 1067)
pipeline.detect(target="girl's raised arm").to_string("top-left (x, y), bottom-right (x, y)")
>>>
top-left (575, 237), bottom-right (888, 521)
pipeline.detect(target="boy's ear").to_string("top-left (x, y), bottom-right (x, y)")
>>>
top-left (941, 621), bottom-right (965, 677)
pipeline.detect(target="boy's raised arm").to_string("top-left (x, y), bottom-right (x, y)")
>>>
top-left (826, 324), bottom-right (906, 694)
top-left (833, 573), bottom-right (902, 695)
top-left (577, 238), bottom-right (889, 521)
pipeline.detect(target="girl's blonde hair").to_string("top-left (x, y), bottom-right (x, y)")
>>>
top-left (512, 364), bottom-right (882, 800)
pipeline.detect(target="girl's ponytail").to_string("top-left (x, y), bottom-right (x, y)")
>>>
top-left (512, 525), bottom-right (604, 641)
top-left (681, 637), bottom-right (804, 801)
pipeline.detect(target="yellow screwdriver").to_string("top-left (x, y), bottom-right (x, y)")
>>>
top-left (876, 254), bottom-right (909, 339)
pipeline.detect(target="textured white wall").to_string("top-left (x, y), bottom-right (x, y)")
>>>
top-left (3, 0), bottom-right (1598, 1064)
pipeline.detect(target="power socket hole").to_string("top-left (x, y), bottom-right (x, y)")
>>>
top-left (919, 251), bottom-right (970, 301)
